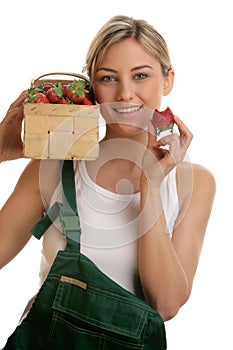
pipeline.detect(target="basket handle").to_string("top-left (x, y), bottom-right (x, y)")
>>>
top-left (31, 72), bottom-right (90, 88)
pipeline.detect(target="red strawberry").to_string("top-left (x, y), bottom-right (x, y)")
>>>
top-left (152, 107), bottom-right (174, 136)
top-left (36, 82), bottom-right (54, 93)
top-left (58, 98), bottom-right (71, 104)
top-left (85, 84), bottom-right (95, 104)
top-left (30, 93), bottom-right (50, 103)
top-left (66, 79), bottom-right (88, 104)
top-left (62, 84), bottom-right (69, 96)
top-left (46, 82), bottom-right (64, 103)
top-left (42, 82), bottom-right (54, 92)
top-left (25, 87), bottom-right (50, 103)
top-left (82, 96), bottom-right (93, 105)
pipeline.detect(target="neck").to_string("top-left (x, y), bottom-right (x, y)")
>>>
top-left (103, 125), bottom-right (148, 142)
top-left (99, 129), bottom-right (147, 165)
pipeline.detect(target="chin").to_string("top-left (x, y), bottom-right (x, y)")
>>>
top-left (109, 122), bottom-right (147, 137)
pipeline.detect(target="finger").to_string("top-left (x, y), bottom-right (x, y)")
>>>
top-left (8, 91), bottom-right (27, 111)
top-left (145, 120), bottom-right (167, 162)
top-left (2, 106), bottom-right (24, 130)
top-left (157, 132), bottom-right (187, 165)
top-left (5, 104), bottom-right (24, 120)
top-left (147, 120), bottom-right (158, 147)
top-left (157, 133), bottom-right (180, 148)
top-left (174, 115), bottom-right (193, 148)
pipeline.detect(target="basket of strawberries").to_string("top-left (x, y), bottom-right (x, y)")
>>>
top-left (23, 72), bottom-right (100, 160)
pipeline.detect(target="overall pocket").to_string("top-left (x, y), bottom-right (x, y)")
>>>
top-left (47, 275), bottom-right (147, 349)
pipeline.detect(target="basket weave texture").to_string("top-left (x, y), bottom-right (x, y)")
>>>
top-left (23, 73), bottom-right (99, 160)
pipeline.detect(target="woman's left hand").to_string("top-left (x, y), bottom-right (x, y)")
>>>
top-left (0, 91), bottom-right (27, 162)
top-left (141, 115), bottom-right (193, 188)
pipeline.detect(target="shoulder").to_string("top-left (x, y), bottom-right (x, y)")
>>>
top-left (176, 161), bottom-right (216, 210)
top-left (186, 162), bottom-right (214, 188)
top-left (192, 163), bottom-right (216, 204)
top-left (177, 161), bottom-right (215, 188)
top-left (19, 159), bottom-right (61, 207)
top-left (17, 159), bottom-right (41, 185)
top-left (192, 163), bottom-right (215, 186)
top-left (19, 159), bottom-right (59, 182)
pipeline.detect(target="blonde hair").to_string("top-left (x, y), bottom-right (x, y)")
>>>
top-left (83, 15), bottom-right (173, 83)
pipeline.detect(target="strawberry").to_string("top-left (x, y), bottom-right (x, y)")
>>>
top-left (82, 96), bottom-right (93, 105)
top-left (58, 98), bottom-right (71, 104)
top-left (62, 84), bottom-right (69, 96)
top-left (25, 88), bottom-right (49, 103)
top-left (37, 82), bottom-right (54, 93)
top-left (42, 82), bottom-right (54, 92)
top-left (46, 82), bottom-right (64, 103)
top-left (152, 107), bottom-right (174, 136)
top-left (30, 93), bottom-right (50, 103)
top-left (66, 79), bottom-right (88, 104)
top-left (85, 84), bottom-right (95, 104)
top-left (25, 78), bottom-right (94, 105)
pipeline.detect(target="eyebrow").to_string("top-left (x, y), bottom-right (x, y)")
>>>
top-left (96, 65), bottom-right (153, 73)
top-left (132, 65), bottom-right (153, 71)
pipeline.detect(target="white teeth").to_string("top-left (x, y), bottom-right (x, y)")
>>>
top-left (114, 106), bottom-right (142, 114)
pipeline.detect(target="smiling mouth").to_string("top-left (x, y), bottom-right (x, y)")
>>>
top-left (113, 105), bottom-right (143, 114)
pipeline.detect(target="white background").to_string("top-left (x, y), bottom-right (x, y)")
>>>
top-left (0, 0), bottom-right (232, 348)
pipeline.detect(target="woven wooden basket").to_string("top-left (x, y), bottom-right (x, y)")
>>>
top-left (23, 72), bottom-right (99, 160)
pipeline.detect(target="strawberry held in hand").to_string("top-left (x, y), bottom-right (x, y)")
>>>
top-left (152, 107), bottom-right (174, 137)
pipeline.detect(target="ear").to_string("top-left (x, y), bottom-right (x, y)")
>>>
top-left (163, 69), bottom-right (175, 96)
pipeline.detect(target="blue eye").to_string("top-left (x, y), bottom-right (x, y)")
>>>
top-left (102, 75), bottom-right (116, 82)
top-left (134, 73), bottom-right (148, 80)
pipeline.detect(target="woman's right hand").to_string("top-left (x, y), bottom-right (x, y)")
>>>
top-left (0, 91), bottom-right (27, 162)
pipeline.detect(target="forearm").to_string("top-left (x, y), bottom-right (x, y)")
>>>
top-left (139, 184), bottom-right (189, 320)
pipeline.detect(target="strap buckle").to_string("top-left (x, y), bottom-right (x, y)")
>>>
top-left (59, 213), bottom-right (80, 237)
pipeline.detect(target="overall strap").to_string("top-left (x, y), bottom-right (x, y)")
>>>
top-left (59, 160), bottom-right (81, 248)
top-left (31, 160), bottom-right (81, 252)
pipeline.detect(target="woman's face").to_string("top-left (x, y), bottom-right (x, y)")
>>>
top-left (92, 38), bottom-right (174, 136)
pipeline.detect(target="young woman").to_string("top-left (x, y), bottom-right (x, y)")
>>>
top-left (0, 15), bottom-right (215, 324)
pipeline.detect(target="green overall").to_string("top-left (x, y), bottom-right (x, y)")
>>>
top-left (3, 160), bottom-right (167, 349)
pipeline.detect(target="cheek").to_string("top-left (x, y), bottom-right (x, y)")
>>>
top-left (92, 84), bottom-right (114, 104)
top-left (145, 91), bottom-right (163, 111)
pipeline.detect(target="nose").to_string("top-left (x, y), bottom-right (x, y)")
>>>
top-left (116, 79), bottom-right (134, 102)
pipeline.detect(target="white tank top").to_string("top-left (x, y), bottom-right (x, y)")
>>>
top-left (39, 161), bottom-right (179, 298)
